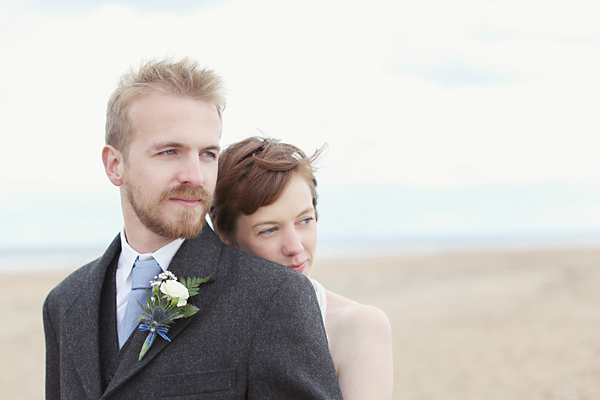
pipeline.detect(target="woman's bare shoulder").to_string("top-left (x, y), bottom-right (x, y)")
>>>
top-left (325, 291), bottom-right (391, 340)
top-left (325, 290), bottom-right (394, 399)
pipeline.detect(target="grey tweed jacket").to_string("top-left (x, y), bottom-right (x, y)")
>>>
top-left (43, 224), bottom-right (342, 399)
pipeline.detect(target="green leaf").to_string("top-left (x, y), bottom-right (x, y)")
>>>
top-left (182, 274), bottom-right (212, 297)
top-left (177, 304), bottom-right (199, 319)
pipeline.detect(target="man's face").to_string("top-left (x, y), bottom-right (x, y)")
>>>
top-left (120, 93), bottom-right (221, 242)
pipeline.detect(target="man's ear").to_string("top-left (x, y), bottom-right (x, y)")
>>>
top-left (102, 145), bottom-right (125, 186)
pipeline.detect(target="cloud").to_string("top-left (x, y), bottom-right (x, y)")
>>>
top-left (1, 0), bottom-right (600, 245)
top-left (1, 0), bottom-right (598, 193)
top-left (7, 0), bottom-right (225, 14)
top-left (388, 56), bottom-right (527, 86)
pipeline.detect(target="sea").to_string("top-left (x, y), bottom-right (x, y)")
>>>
top-left (2, 232), bottom-right (599, 274)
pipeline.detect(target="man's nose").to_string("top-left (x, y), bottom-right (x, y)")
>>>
top-left (178, 156), bottom-right (206, 186)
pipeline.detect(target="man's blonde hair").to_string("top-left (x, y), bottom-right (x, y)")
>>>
top-left (105, 57), bottom-right (226, 158)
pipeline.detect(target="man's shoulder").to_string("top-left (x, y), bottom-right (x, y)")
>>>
top-left (218, 243), bottom-right (312, 292)
top-left (220, 242), bottom-right (301, 274)
top-left (45, 235), bottom-right (120, 303)
top-left (45, 256), bottom-right (101, 301)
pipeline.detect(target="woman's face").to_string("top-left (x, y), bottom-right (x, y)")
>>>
top-left (230, 173), bottom-right (317, 277)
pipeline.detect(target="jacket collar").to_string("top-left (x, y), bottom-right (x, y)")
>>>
top-left (102, 224), bottom-right (223, 397)
top-left (64, 234), bottom-right (121, 399)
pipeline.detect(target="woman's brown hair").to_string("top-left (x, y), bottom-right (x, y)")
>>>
top-left (210, 136), bottom-right (324, 241)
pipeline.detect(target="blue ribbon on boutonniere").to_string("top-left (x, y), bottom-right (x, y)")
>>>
top-left (139, 323), bottom-right (172, 342)
top-left (138, 324), bottom-right (171, 359)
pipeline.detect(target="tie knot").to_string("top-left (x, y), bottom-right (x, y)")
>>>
top-left (131, 257), bottom-right (162, 290)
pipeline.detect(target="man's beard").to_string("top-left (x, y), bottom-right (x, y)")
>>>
top-left (125, 182), bottom-right (213, 240)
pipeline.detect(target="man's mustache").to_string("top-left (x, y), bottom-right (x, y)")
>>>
top-left (159, 185), bottom-right (212, 204)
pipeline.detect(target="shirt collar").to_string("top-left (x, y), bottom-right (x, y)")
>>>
top-left (118, 229), bottom-right (185, 279)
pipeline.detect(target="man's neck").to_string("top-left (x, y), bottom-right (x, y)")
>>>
top-left (122, 223), bottom-right (175, 254)
top-left (121, 200), bottom-right (176, 253)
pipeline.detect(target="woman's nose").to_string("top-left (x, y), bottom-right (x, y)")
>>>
top-left (282, 230), bottom-right (304, 256)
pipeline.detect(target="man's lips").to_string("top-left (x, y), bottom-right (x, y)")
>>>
top-left (171, 197), bottom-right (202, 208)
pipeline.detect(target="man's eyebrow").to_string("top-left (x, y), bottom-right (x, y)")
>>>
top-left (149, 142), bottom-right (221, 152)
top-left (150, 141), bottom-right (185, 151)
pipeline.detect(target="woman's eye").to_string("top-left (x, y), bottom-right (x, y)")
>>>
top-left (299, 217), bottom-right (314, 225)
top-left (259, 227), bottom-right (277, 235)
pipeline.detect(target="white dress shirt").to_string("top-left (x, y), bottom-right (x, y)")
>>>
top-left (115, 229), bottom-right (185, 333)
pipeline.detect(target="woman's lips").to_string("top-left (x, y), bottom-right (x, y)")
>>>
top-left (289, 261), bottom-right (307, 274)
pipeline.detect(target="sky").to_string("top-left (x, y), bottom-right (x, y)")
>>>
top-left (1, 0), bottom-right (600, 250)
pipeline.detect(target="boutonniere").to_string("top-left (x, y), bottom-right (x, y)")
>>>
top-left (135, 271), bottom-right (212, 361)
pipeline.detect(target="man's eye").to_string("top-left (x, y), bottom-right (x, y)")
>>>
top-left (299, 217), bottom-right (314, 225)
top-left (202, 151), bottom-right (217, 159)
top-left (161, 149), bottom-right (176, 156)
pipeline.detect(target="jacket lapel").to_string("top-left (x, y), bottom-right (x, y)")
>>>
top-left (64, 235), bottom-right (121, 400)
top-left (102, 225), bottom-right (223, 397)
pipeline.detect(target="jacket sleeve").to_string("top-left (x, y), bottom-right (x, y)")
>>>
top-left (247, 274), bottom-right (343, 399)
top-left (43, 294), bottom-right (61, 400)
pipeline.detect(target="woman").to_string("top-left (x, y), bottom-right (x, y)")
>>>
top-left (210, 136), bottom-right (394, 399)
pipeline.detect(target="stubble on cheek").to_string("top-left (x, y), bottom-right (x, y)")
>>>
top-left (126, 182), bottom-right (213, 240)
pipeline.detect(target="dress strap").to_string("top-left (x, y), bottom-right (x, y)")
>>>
top-left (311, 279), bottom-right (327, 325)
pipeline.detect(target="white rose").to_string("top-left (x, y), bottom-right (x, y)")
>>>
top-left (160, 280), bottom-right (189, 306)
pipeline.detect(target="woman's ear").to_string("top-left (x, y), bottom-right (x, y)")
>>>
top-left (102, 145), bottom-right (125, 186)
top-left (218, 232), bottom-right (235, 247)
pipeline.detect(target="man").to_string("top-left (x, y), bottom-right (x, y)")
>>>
top-left (43, 58), bottom-right (343, 399)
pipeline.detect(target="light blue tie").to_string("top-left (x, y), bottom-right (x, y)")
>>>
top-left (118, 257), bottom-right (162, 348)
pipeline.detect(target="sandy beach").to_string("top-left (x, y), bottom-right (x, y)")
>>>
top-left (3, 245), bottom-right (600, 399)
